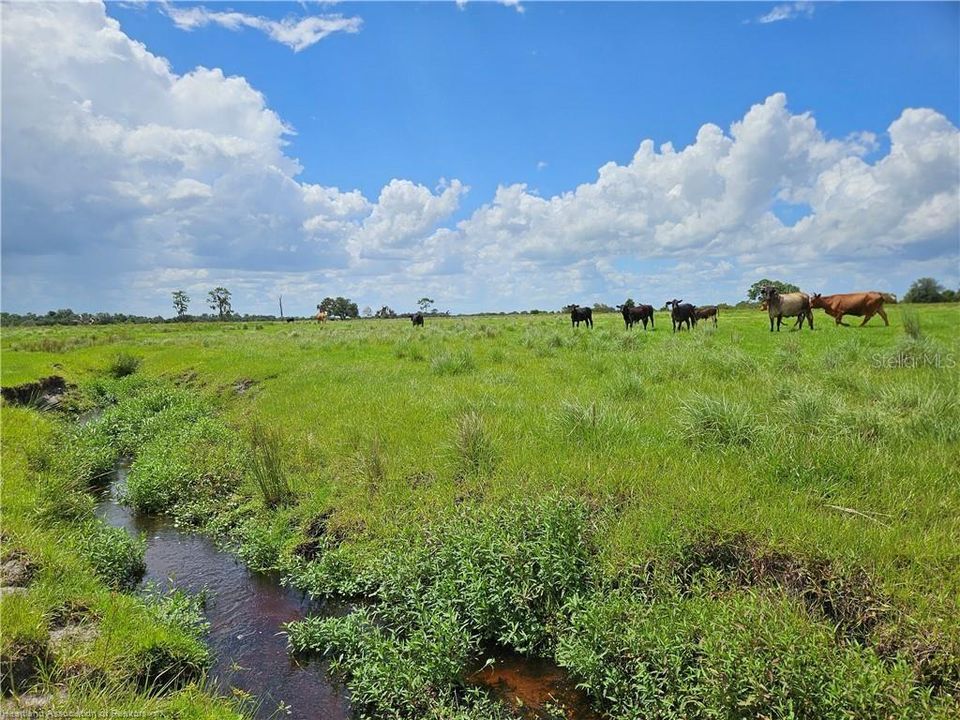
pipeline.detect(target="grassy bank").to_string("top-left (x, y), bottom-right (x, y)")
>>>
top-left (2, 305), bottom-right (958, 716)
top-left (0, 403), bottom-right (243, 716)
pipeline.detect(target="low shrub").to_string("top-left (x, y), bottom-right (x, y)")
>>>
top-left (286, 497), bottom-right (595, 716)
top-left (555, 588), bottom-right (932, 719)
top-left (108, 352), bottom-right (141, 378)
top-left (75, 521), bottom-right (145, 592)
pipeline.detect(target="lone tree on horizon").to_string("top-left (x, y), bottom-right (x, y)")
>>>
top-left (417, 297), bottom-right (435, 314)
top-left (903, 277), bottom-right (950, 303)
top-left (207, 287), bottom-right (232, 319)
top-left (172, 290), bottom-right (190, 318)
top-left (319, 296), bottom-right (359, 320)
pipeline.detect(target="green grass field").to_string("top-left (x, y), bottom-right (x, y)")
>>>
top-left (2, 305), bottom-right (959, 717)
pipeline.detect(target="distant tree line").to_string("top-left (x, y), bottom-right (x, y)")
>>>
top-left (7, 277), bottom-right (951, 328)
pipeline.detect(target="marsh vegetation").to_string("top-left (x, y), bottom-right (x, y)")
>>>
top-left (2, 306), bottom-right (958, 717)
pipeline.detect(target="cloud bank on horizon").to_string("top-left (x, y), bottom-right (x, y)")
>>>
top-left (1, 1), bottom-right (958, 316)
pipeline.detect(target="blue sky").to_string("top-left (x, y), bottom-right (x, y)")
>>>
top-left (2, 1), bottom-right (958, 315)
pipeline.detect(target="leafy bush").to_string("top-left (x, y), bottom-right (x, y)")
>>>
top-left (108, 352), bottom-right (141, 378)
top-left (125, 415), bottom-right (243, 514)
top-left (75, 521), bottom-right (145, 592)
top-left (144, 584), bottom-right (209, 640)
top-left (287, 497), bottom-right (595, 716)
top-left (555, 588), bottom-right (933, 719)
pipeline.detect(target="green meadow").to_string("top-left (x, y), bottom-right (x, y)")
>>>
top-left (2, 305), bottom-right (959, 718)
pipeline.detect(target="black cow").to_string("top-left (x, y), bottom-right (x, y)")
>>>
top-left (568, 305), bottom-right (593, 328)
top-left (616, 303), bottom-right (655, 330)
top-left (666, 299), bottom-right (696, 332)
top-left (411, 312), bottom-right (424, 326)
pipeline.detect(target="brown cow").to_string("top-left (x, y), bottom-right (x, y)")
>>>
top-left (694, 305), bottom-right (719, 327)
top-left (810, 292), bottom-right (889, 327)
top-left (315, 305), bottom-right (328, 324)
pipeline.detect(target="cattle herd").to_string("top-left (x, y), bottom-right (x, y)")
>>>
top-left (571, 288), bottom-right (893, 333)
top-left (308, 288), bottom-right (893, 331)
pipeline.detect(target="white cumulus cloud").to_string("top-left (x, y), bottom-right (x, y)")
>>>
top-left (163, 3), bottom-right (362, 52)
top-left (756, 2), bottom-right (815, 25)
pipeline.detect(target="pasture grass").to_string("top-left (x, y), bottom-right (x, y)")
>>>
top-left (3, 304), bottom-right (959, 716)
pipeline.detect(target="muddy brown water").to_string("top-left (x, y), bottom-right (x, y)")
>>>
top-left (95, 462), bottom-right (351, 720)
top-left (466, 649), bottom-right (599, 720)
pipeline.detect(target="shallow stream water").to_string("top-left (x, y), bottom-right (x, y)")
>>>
top-left (95, 458), bottom-right (596, 719)
top-left (95, 462), bottom-right (351, 720)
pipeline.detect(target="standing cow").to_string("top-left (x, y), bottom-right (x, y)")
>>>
top-left (666, 299), bottom-right (696, 332)
top-left (568, 305), bottom-right (593, 329)
top-left (761, 286), bottom-right (812, 331)
top-left (411, 312), bottom-right (424, 327)
top-left (617, 303), bottom-right (655, 330)
top-left (694, 306), bottom-right (719, 328)
top-left (315, 305), bottom-right (328, 324)
top-left (811, 292), bottom-right (889, 327)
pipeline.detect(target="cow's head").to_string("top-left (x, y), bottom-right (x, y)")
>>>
top-left (810, 293), bottom-right (823, 307)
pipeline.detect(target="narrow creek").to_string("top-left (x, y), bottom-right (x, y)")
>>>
top-left (94, 461), bottom-right (351, 720)
top-left (87, 435), bottom-right (597, 720)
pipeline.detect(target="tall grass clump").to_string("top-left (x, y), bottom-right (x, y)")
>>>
top-left (249, 422), bottom-right (292, 509)
top-left (108, 352), bottom-right (141, 378)
top-left (680, 394), bottom-right (757, 448)
top-left (393, 337), bottom-right (425, 361)
top-left (430, 349), bottom-right (476, 376)
top-left (901, 307), bottom-right (922, 340)
top-left (453, 411), bottom-right (496, 478)
top-left (353, 436), bottom-right (387, 493)
top-left (553, 399), bottom-right (634, 448)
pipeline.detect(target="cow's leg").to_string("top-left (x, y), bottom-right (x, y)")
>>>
top-left (859, 313), bottom-right (872, 327)
top-left (878, 307), bottom-right (889, 326)
top-left (769, 316), bottom-right (775, 332)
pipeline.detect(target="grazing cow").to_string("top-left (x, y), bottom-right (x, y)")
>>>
top-left (761, 286), bottom-right (812, 332)
top-left (616, 303), bottom-right (655, 330)
top-left (568, 305), bottom-right (593, 328)
top-left (694, 305), bottom-right (719, 328)
top-left (811, 292), bottom-right (890, 327)
top-left (411, 312), bottom-right (424, 327)
top-left (315, 305), bottom-right (328, 324)
top-left (284, 317), bottom-right (296, 323)
top-left (666, 299), bottom-right (696, 332)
